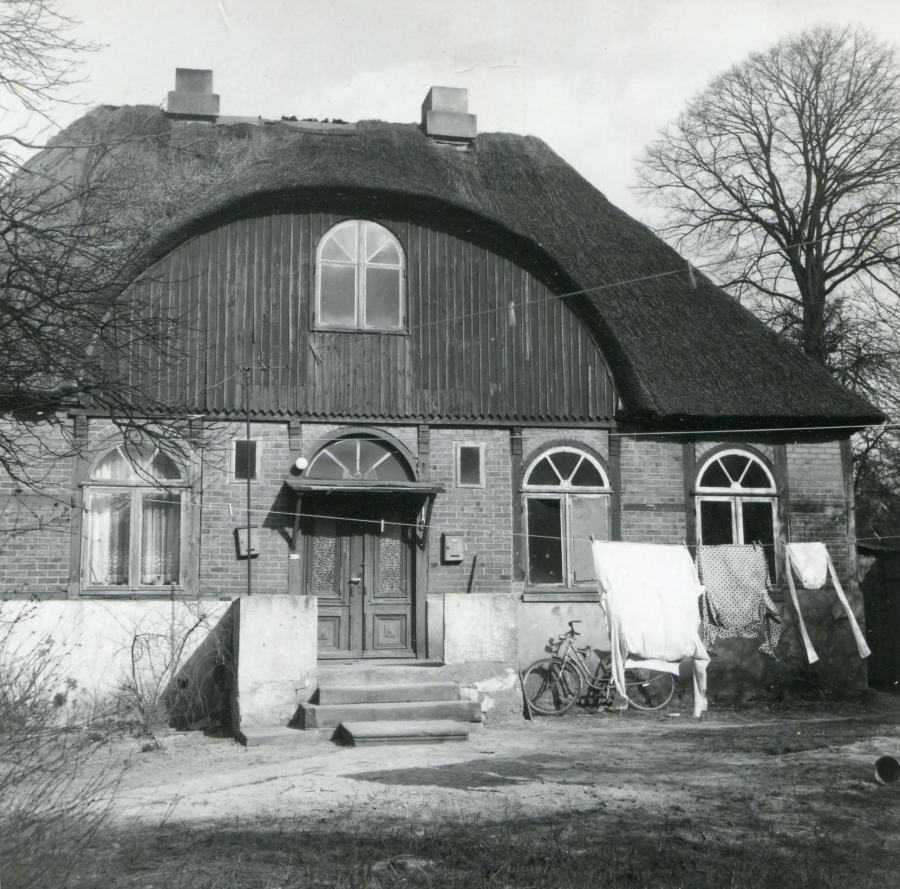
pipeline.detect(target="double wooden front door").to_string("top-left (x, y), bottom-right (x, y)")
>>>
top-left (305, 496), bottom-right (415, 658)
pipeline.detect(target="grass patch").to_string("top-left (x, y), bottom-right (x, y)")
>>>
top-left (63, 804), bottom-right (899, 889)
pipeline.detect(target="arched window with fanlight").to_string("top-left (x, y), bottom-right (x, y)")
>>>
top-left (522, 446), bottom-right (611, 587)
top-left (82, 443), bottom-right (189, 592)
top-left (695, 448), bottom-right (778, 577)
top-left (315, 220), bottom-right (406, 331)
top-left (306, 435), bottom-right (414, 482)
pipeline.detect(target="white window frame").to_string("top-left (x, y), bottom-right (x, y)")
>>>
top-left (231, 438), bottom-right (262, 483)
top-left (522, 447), bottom-right (612, 588)
top-left (695, 495), bottom-right (779, 547)
top-left (523, 492), bottom-right (609, 587)
top-left (455, 441), bottom-right (485, 488)
top-left (314, 219), bottom-right (406, 333)
top-left (694, 449), bottom-right (779, 578)
top-left (306, 437), bottom-right (410, 481)
top-left (81, 447), bottom-right (189, 595)
top-left (695, 448), bottom-right (776, 495)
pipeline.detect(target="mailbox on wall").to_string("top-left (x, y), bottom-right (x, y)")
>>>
top-left (441, 532), bottom-right (465, 563)
top-left (235, 526), bottom-right (260, 559)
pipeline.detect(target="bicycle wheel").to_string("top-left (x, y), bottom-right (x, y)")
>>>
top-left (522, 657), bottom-right (583, 715)
top-left (623, 668), bottom-right (676, 711)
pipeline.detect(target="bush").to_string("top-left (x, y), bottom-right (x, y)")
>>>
top-left (0, 603), bottom-right (123, 889)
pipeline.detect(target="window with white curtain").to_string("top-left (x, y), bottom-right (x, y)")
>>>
top-left (522, 447), bottom-right (611, 587)
top-left (82, 444), bottom-right (187, 591)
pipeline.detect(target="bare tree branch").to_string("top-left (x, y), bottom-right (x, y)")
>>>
top-left (0, 2), bottom-right (278, 486)
top-left (636, 24), bottom-right (900, 537)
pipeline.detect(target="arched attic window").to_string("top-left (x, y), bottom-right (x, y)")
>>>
top-left (695, 449), bottom-right (778, 578)
top-left (307, 436), bottom-right (413, 482)
top-left (315, 220), bottom-right (406, 331)
top-left (83, 443), bottom-right (187, 591)
top-left (522, 446), bottom-right (611, 587)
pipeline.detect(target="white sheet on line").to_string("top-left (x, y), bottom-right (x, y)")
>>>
top-left (592, 541), bottom-right (709, 718)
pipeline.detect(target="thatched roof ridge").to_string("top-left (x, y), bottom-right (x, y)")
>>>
top-left (38, 107), bottom-right (886, 428)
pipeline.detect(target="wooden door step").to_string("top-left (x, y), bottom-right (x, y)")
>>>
top-left (339, 719), bottom-right (470, 746)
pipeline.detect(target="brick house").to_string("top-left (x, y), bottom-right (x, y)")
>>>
top-left (0, 72), bottom-right (885, 739)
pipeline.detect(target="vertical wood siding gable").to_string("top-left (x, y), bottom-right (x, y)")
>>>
top-left (128, 212), bottom-right (617, 422)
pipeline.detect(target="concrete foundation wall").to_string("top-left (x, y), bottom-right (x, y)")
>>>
top-left (0, 598), bottom-right (231, 723)
top-left (230, 595), bottom-right (317, 727)
top-left (516, 600), bottom-right (610, 668)
top-left (443, 593), bottom-right (517, 664)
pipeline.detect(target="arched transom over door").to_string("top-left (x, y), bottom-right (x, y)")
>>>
top-left (304, 434), bottom-right (418, 659)
top-left (306, 436), bottom-right (413, 482)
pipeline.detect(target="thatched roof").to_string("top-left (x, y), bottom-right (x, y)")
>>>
top-left (35, 106), bottom-right (885, 429)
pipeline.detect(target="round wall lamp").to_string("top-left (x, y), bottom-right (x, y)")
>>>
top-left (294, 456), bottom-right (309, 472)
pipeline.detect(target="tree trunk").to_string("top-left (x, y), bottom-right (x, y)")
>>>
top-left (799, 270), bottom-right (827, 367)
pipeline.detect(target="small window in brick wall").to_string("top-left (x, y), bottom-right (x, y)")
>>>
top-left (233, 440), bottom-right (260, 481)
top-left (455, 442), bottom-right (485, 488)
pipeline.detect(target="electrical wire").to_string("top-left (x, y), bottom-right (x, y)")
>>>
top-left (8, 230), bottom-right (896, 418)
top-left (2, 482), bottom-right (895, 550)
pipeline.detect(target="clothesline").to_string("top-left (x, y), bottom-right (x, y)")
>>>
top-left (3, 484), bottom-right (897, 550)
top-left (214, 230), bottom-right (882, 364)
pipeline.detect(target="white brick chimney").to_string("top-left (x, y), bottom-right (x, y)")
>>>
top-left (421, 87), bottom-right (476, 143)
top-left (166, 68), bottom-right (220, 118)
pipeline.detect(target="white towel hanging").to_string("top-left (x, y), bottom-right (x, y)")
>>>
top-left (784, 542), bottom-right (871, 663)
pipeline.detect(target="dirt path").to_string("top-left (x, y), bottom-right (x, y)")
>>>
top-left (107, 699), bottom-right (900, 837)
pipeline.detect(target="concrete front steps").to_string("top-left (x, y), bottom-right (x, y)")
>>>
top-left (338, 719), bottom-right (470, 746)
top-left (298, 680), bottom-right (482, 745)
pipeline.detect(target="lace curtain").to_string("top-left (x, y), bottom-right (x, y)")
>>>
top-left (140, 492), bottom-right (181, 585)
top-left (85, 489), bottom-right (181, 587)
top-left (86, 491), bottom-right (131, 586)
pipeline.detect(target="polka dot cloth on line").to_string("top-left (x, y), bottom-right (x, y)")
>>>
top-left (697, 544), bottom-right (783, 659)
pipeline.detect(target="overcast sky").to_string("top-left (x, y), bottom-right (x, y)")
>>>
top-left (51, 0), bottom-right (900, 224)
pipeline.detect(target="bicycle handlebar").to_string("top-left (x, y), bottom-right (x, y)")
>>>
top-left (557, 620), bottom-right (583, 643)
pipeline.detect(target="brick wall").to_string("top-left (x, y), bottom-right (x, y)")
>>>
top-left (519, 430), bottom-right (609, 465)
top-left (427, 428), bottom-right (514, 594)
top-left (0, 419), bottom-right (860, 621)
top-left (786, 440), bottom-right (850, 576)
top-left (0, 417), bottom-right (73, 597)
top-left (784, 440), bottom-right (862, 682)
top-left (620, 436), bottom-right (686, 544)
top-left (696, 440), bottom-right (775, 463)
top-left (198, 421), bottom-right (294, 597)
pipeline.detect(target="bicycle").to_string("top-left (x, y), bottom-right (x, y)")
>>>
top-left (521, 620), bottom-right (676, 715)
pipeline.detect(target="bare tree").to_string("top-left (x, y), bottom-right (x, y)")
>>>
top-left (636, 25), bottom-right (900, 536)
top-left (0, 1), bottom-right (273, 488)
